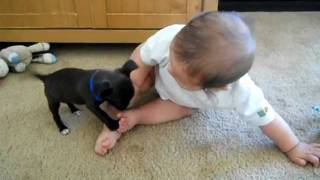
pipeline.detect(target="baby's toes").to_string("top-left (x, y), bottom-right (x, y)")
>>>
top-left (95, 140), bottom-right (110, 155)
top-left (95, 145), bottom-right (108, 155)
top-left (96, 140), bottom-right (114, 155)
top-left (95, 139), bottom-right (113, 155)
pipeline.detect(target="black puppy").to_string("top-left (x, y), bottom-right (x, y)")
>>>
top-left (34, 60), bottom-right (137, 135)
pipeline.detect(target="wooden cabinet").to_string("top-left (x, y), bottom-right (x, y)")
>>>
top-left (0, 0), bottom-right (218, 43)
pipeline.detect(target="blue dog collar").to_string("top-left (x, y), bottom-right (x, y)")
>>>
top-left (89, 70), bottom-right (103, 103)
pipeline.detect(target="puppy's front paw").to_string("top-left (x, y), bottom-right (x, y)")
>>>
top-left (73, 111), bottom-right (81, 116)
top-left (60, 128), bottom-right (70, 135)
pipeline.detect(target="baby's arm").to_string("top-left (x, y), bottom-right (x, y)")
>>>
top-left (261, 113), bottom-right (320, 167)
top-left (233, 75), bottom-right (320, 166)
top-left (130, 44), bottom-right (154, 94)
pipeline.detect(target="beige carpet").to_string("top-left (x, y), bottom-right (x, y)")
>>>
top-left (1, 12), bottom-right (320, 179)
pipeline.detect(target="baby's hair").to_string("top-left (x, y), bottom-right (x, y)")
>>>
top-left (172, 11), bottom-right (256, 88)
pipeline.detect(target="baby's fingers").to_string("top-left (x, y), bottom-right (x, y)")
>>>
top-left (291, 157), bottom-right (307, 166)
top-left (311, 143), bottom-right (320, 148)
top-left (311, 144), bottom-right (320, 158)
top-left (306, 154), bottom-right (319, 167)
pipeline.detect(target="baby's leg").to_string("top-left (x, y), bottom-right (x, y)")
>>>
top-left (118, 98), bottom-right (193, 133)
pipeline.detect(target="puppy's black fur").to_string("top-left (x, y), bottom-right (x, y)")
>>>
top-left (34, 60), bottom-right (137, 135)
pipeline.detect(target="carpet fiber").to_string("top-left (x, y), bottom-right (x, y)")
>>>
top-left (1, 12), bottom-right (320, 179)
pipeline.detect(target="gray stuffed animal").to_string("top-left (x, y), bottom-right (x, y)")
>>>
top-left (0, 43), bottom-right (56, 78)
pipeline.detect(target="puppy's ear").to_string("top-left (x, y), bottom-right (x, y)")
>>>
top-left (117, 59), bottom-right (138, 77)
top-left (95, 80), bottom-right (113, 97)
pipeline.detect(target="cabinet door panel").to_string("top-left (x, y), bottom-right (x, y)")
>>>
top-left (0, 0), bottom-right (91, 28)
top-left (104, 0), bottom-right (202, 29)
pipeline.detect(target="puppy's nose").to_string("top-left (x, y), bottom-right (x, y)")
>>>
top-left (114, 103), bottom-right (127, 111)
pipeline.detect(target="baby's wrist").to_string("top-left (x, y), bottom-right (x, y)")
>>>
top-left (282, 141), bottom-right (300, 154)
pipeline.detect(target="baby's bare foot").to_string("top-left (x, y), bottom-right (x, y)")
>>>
top-left (118, 109), bottom-right (140, 133)
top-left (95, 125), bottom-right (121, 155)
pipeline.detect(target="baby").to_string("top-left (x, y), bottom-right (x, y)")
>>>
top-left (95, 12), bottom-right (320, 167)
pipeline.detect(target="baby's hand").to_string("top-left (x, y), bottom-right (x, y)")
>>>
top-left (286, 142), bottom-right (320, 167)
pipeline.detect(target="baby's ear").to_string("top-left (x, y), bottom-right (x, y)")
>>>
top-left (117, 59), bottom-right (138, 77)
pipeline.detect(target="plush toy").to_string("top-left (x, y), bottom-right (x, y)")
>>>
top-left (0, 42), bottom-right (57, 78)
top-left (0, 58), bottom-right (9, 78)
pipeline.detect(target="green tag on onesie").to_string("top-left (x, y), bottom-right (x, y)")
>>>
top-left (257, 107), bottom-right (268, 117)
